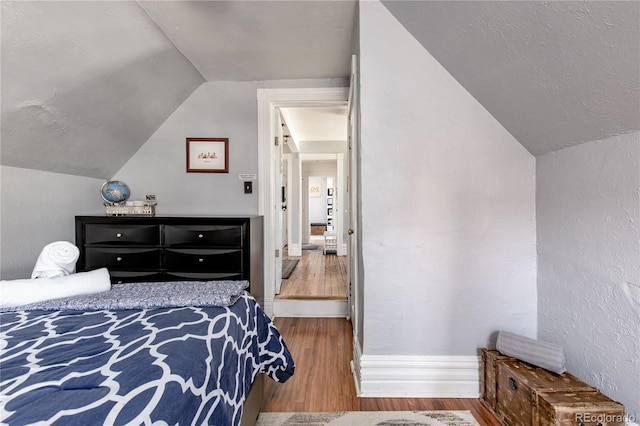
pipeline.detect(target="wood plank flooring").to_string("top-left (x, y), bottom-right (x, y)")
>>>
top-left (262, 317), bottom-right (501, 426)
top-left (278, 238), bottom-right (347, 299)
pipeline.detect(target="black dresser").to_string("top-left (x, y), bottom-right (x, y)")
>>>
top-left (75, 216), bottom-right (263, 303)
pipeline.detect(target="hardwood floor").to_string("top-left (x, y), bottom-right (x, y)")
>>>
top-left (269, 238), bottom-right (499, 424)
top-left (277, 238), bottom-right (348, 299)
top-left (262, 317), bottom-right (501, 426)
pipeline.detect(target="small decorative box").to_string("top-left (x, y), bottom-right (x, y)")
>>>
top-left (104, 204), bottom-right (155, 216)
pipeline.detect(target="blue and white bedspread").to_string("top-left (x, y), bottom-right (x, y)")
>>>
top-left (0, 293), bottom-right (295, 425)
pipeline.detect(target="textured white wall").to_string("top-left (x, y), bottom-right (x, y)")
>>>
top-left (115, 82), bottom-right (260, 215)
top-left (537, 131), bottom-right (640, 418)
top-left (359, 1), bottom-right (537, 355)
top-left (0, 166), bottom-right (103, 280)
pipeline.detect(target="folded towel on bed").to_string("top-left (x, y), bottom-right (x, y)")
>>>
top-left (0, 268), bottom-right (111, 308)
top-left (496, 330), bottom-right (566, 374)
top-left (31, 241), bottom-right (80, 278)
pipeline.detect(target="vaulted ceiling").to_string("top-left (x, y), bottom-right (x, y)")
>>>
top-left (1, 1), bottom-right (638, 179)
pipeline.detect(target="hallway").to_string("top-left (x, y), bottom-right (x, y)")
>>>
top-left (277, 238), bottom-right (348, 300)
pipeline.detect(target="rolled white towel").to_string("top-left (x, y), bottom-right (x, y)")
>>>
top-left (0, 268), bottom-right (111, 308)
top-left (31, 241), bottom-right (80, 279)
top-left (496, 331), bottom-right (566, 374)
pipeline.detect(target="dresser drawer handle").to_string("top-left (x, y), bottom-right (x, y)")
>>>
top-left (116, 233), bottom-right (123, 238)
top-left (116, 256), bottom-right (123, 262)
top-left (508, 377), bottom-right (518, 391)
top-left (198, 234), bottom-right (204, 238)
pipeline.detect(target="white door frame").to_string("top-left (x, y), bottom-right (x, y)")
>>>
top-left (257, 87), bottom-right (349, 317)
top-left (273, 115), bottom-right (284, 294)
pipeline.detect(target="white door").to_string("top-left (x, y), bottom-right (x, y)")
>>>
top-left (274, 114), bottom-right (285, 294)
top-left (347, 55), bottom-right (360, 334)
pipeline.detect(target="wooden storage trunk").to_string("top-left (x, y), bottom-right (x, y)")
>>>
top-left (496, 359), bottom-right (596, 426)
top-left (480, 348), bottom-right (624, 426)
top-left (536, 391), bottom-right (625, 426)
top-left (481, 348), bottom-right (515, 412)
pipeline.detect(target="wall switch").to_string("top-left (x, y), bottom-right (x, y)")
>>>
top-left (244, 181), bottom-right (252, 194)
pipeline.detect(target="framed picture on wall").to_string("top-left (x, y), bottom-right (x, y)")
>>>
top-left (310, 181), bottom-right (322, 197)
top-left (327, 197), bottom-right (333, 206)
top-left (186, 138), bottom-right (229, 173)
top-left (327, 208), bottom-right (333, 216)
top-left (328, 188), bottom-right (334, 196)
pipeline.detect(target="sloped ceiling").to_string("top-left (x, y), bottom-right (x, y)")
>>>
top-left (281, 106), bottom-right (348, 144)
top-left (382, 0), bottom-right (640, 154)
top-left (0, 1), bottom-right (356, 179)
top-left (1, 1), bottom-right (205, 178)
top-left (1, 1), bottom-right (638, 181)
top-left (138, 1), bottom-right (356, 81)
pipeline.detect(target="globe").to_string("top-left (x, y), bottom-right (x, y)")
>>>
top-left (100, 180), bottom-right (131, 204)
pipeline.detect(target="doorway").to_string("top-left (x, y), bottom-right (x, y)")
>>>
top-left (276, 115), bottom-right (347, 302)
top-left (257, 87), bottom-right (350, 318)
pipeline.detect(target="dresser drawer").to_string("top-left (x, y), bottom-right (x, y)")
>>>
top-left (85, 224), bottom-right (161, 245)
top-left (164, 249), bottom-right (242, 271)
top-left (85, 247), bottom-right (162, 269)
top-left (164, 225), bottom-right (243, 247)
top-left (164, 271), bottom-right (244, 281)
top-left (109, 271), bottom-right (165, 284)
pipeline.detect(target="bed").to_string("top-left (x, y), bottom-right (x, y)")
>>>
top-left (0, 280), bottom-right (294, 425)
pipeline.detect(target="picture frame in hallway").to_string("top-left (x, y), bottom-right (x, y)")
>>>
top-left (327, 208), bottom-right (333, 216)
top-left (186, 138), bottom-right (229, 173)
top-left (327, 188), bottom-right (334, 196)
top-left (327, 197), bottom-right (333, 206)
top-left (310, 181), bottom-right (322, 197)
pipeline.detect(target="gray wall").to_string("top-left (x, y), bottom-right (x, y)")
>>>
top-left (114, 79), bottom-right (348, 216)
top-left (0, 166), bottom-right (103, 280)
top-left (1, 78), bottom-right (347, 280)
top-left (114, 82), bottom-right (260, 216)
top-left (537, 131), bottom-right (640, 418)
top-left (358, 0), bottom-right (537, 356)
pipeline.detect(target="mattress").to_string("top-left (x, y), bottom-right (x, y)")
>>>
top-left (0, 292), bottom-right (294, 425)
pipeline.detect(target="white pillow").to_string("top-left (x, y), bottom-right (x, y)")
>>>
top-left (0, 268), bottom-right (111, 308)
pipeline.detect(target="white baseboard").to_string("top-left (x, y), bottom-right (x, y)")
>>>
top-left (338, 243), bottom-right (347, 256)
top-left (287, 244), bottom-right (301, 257)
top-left (273, 299), bottom-right (348, 317)
top-left (356, 354), bottom-right (480, 398)
top-left (263, 298), bottom-right (274, 317)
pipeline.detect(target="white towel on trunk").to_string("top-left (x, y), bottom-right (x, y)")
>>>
top-left (31, 241), bottom-right (80, 279)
